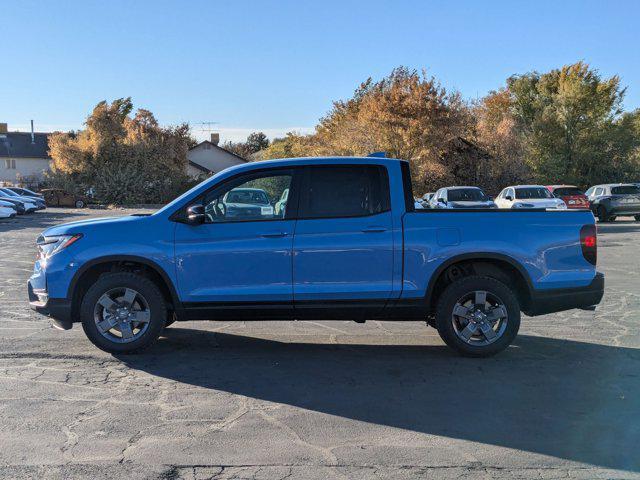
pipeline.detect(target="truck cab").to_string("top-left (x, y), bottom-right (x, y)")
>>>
top-left (29, 157), bottom-right (604, 357)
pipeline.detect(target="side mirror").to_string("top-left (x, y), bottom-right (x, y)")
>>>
top-left (438, 198), bottom-right (447, 204)
top-left (186, 204), bottom-right (205, 225)
top-left (505, 195), bottom-right (513, 201)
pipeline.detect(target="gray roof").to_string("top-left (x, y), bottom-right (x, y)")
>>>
top-left (0, 132), bottom-right (51, 159)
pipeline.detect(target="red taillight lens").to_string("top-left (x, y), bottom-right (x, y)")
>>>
top-left (580, 224), bottom-right (597, 265)
top-left (583, 235), bottom-right (596, 248)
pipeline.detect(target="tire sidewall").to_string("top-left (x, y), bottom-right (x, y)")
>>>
top-left (436, 276), bottom-right (521, 357)
top-left (75, 200), bottom-right (85, 208)
top-left (80, 273), bottom-right (166, 354)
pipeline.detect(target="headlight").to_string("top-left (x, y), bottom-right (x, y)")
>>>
top-left (36, 234), bottom-right (82, 259)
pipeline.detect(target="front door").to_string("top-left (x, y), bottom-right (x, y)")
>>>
top-left (292, 164), bottom-right (394, 317)
top-left (174, 168), bottom-right (298, 313)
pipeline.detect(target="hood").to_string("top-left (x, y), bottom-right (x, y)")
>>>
top-left (449, 200), bottom-right (496, 209)
top-left (42, 214), bottom-right (146, 237)
top-left (515, 198), bottom-right (564, 208)
top-left (225, 202), bottom-right (266, 209)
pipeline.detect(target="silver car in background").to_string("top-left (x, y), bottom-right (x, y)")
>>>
top-left (495, 185), bottom-right (567, 210)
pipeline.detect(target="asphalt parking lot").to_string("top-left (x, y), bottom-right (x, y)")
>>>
top-left (1, 208), bottom-right (639, 479)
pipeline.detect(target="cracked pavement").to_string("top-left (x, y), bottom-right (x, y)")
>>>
top-left (1, 208), bottom-right (639, 479)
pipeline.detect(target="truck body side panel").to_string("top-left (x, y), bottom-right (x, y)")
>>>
top-left (401, 210), bottom-right (597, 299)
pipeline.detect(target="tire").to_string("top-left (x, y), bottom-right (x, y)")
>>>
top-left (435, 275), bottom-right (521, 357)
top-left (80, 272), bottom-right (167, 354)
top-left (597, 206), bottom-right (611, 222)
top-left (75, 200), bottom-right (85, 208)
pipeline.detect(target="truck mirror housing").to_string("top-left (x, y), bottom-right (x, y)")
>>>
top-left (186, 204), bottom-right (205, 225)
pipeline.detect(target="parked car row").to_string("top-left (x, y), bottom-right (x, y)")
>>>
top-left (415, 183), bottom-right (640, 222)
top-left (0, 187), bottom-right (92, 221)
top-left (0, 187), bottom-right (46, 219)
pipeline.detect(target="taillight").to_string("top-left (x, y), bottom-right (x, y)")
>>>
top-left (580, 224), bottom-right (597, 265)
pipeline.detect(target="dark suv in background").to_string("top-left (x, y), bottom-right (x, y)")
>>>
top-left (586, 183), bottom-right (640, 222)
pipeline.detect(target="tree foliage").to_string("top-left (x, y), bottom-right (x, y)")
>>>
top-left (263, 64), bottom-right (639, 192)
top-left (222, 131), bottom-right (270, 159)
top-left (262, 67), bottom-right (474, 191)
top-left (504, 62), bottom-right (639, 186)
top-left (47, 98), bottom-right (196, 204)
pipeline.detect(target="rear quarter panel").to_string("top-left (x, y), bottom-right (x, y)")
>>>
top-left (401, 210), bottom-right (597, 299)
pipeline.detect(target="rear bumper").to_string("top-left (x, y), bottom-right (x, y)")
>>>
top-left (28, 280), bottom-right (73, 330)
top-left (526, 272), bottom-right (604, 316)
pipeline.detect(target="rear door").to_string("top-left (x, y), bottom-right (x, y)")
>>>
top-left (292, 164), bottom-right (394, 315)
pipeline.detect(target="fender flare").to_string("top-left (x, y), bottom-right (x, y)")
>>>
top-left (425, 252), bottom-right (535, 303)
top-left (67, 255), bottom-right (184, 318)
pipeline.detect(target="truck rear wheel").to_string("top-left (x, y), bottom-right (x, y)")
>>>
top-left (80, 272), bottom-right (167, 354)
top-left (435, 275), bottom-right (520, 357)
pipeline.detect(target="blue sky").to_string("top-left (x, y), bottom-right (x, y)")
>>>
top-left (2, 0), bottom-right (639, 142)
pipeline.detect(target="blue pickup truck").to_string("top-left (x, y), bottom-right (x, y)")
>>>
top-left (28, 157), bottom-right (604, 356)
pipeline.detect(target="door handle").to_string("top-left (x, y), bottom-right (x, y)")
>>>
top-left (260, 231), bottom-right (288, 238)
top-left (362, 226), bottom-right (387, 233)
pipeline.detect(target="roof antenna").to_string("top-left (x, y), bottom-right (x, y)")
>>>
top-left (30, 120), bottom-right (35, 144)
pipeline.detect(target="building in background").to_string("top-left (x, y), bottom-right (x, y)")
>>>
top-left (0, 122), bottom-right (51, 187)
top-left (187, 133), bottom-right (246, 178)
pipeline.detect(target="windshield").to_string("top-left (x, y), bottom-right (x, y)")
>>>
top-left (225, 189), bottom-right (270, 205)
top-left (515, 187), bottom-right (553, 199)
top-left (611, 185), bottom-right (640, 195)
top-left (0, 188), bottom-right (18, 197)
top-left (553, 187), bottom-right (583, 196)
top-left (448, 188), bottom-right (487, 202)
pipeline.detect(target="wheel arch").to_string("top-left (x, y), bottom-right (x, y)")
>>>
top-left (426, 253), bottom-right (534, 314)
top-left (67, 255), bottom-right (183, 322)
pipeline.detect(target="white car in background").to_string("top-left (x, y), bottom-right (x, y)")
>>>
top-left (495, 185), bottom-right (567, 210)
top-left (0, 204), bottom-right (17, 219)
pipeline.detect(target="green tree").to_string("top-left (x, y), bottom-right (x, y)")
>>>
top-left (507, 62), bottom-right (637, 185)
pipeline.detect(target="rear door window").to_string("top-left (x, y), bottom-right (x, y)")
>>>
top-left (300, 165), bottom-right (390, 219)
top-left (611, 185), bottom-right (640, 195)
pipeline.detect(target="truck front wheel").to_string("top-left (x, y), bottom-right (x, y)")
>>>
top-left (80, 272), bottom-right (167, 354)
top-left (435, 275), bottom-right (520, 357)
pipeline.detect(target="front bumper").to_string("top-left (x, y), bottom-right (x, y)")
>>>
top-left (526, 272), bottom-right (604, 316)
top-left (28, 279), bottom-right (73, 330)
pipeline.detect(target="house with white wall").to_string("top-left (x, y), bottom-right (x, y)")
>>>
top-left (187, 133), bottom-right (247, 178)
top-left (0, 123), bottom-right (51, 187)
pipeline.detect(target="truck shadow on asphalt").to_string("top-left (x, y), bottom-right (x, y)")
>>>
top-left (120, 329), bottom-right (640, 472)
top-left (596, 220), bottom-right (640, 234)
